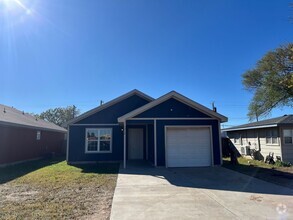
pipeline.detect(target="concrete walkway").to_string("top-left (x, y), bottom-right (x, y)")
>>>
top-left (110, 165), bottom-right (293, 220)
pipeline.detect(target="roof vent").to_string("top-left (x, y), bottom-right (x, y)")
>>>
top-left (284, 114), bottom-right (287, 116)
top-left (212, 102), bottom-right (217, 112)
top-left (3, 108), bottom-right (6, 113)
top-left (22, 111), bottom-right (25, 115)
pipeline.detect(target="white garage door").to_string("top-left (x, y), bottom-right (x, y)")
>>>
top-left (166, 127), bottom-right (212, 167)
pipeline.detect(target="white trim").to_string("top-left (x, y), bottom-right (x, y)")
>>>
top-left (71, 124), bottom-right (119, 126)
top-left (127, 117), bottom-right (216, 121)
top-left (118, 91), bottom-right (228, 123)
top-left (68, 89), bottom-right (154, 125)
top-left (223, 124), bottom-right (278, 132)
top-left (123, 123), bottom-right (126, 168)
top-left (154, 119), bottom-right (157, 167)
top-left (218, 121), bottom-right (223, 165)
top-left (85, 128), bottom-right (112, 153)
top-left (66, 126), bottom-right (70, 162)
top-left (164, 125), bottom-right (214, 168)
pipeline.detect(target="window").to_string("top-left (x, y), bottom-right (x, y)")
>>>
top-left (266, 129), bottom-right (278, 144)
top-left (85, 128), bottom-right (112, 153)
top-left (283, 129), bottom-right (293, 144)
top-left (36, 131), bottom-right (41, 140)
top-left (233, 133), bottom-right (242, 144)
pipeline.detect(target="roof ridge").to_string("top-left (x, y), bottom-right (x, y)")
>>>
top-left (68, 89), bottom-right (154, 125)
top-left (118, 90), bottom-right (228, 123)
top-left (0, 104), bottom-right (66, 132)
top-left (277, 114), bottom-right (290, 124)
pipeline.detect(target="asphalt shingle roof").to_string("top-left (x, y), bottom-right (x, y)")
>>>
top-left (223, 114), bottom-right (293, 131)
top-left (0, 104), bottom-right (67, 132)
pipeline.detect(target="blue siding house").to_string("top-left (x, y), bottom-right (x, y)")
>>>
top-left (67, 90), bottom-right (228, 168)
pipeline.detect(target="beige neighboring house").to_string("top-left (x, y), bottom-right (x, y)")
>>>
top-left (223, 115), bottom-right (293, 163)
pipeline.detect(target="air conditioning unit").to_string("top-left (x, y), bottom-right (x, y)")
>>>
top-left (240, 146), bottom-right (251, 155)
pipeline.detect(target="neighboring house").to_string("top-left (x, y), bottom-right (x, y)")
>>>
top-left (0, 104), bottom-right (67, 167)
top-left (223, 115), bottom-right (293, 163)
top-left (67, 90), bottom-right (227, 168)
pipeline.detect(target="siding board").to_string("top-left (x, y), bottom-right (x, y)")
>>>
top-left (0, 124), bottom-right (65, 166)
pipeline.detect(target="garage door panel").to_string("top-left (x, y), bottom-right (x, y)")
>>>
top-left (166, 127), bottom-right (211, 167)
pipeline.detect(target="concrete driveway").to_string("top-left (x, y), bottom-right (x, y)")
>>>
top-left (110, 165), bottom-right (293, 220)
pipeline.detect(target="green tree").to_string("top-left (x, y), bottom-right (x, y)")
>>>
top-left (242, 43), bottom-right (293, 121)
top-left (39, 105), bottom-right (80, 127)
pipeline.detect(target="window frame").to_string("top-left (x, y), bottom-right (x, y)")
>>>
top-left (85, 128), bottom-right (112, 153)
top-left (265, 129), bottom-right (278, 145)
top-left (283, 129), bottom-right (293, 145)
top-left (36, 131), bottom-right (41, 140)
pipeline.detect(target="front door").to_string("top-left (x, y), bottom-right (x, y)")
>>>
top-left (128, 128), bottom-right (144, 160)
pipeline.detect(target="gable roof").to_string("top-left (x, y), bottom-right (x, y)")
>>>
top-left (118, 91), bottom-right (228, 123)
top-left (223, 115), bottom-right (293, 131)
top-left (68, 89), bottom-right (154, 125)
top-left (0, 104), bottom-right (67, 132)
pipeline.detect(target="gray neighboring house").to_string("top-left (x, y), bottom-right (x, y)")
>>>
top-left (223, 115), bottom-right (293, 163)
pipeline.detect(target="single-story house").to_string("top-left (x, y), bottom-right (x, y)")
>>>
top-left (223, 115), bottom-right (293, 163)
top-left (67, 90), bottom-right (228, 168)
top-left (0, 104), bottom-right (67, 167)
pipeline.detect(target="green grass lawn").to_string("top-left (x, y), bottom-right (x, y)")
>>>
top-left (223, 157), bottom-right (293, 189)
top-left (0, 158), bottom-right (119, 220)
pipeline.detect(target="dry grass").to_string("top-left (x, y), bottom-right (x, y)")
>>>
top-left (223, 157), bottom-right (293, 189)
top-left (0, 158), bottom-right (119, 220)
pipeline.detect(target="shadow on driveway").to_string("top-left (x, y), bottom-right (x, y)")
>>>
top-left (119, 163), bottom-right (293, 196)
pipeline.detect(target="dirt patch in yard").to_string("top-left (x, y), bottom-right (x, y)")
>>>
top-left (0, 159), bottom-right (119, 220)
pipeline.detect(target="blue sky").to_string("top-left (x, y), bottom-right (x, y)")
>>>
top-left (1, 0), bottom-right (292, 127)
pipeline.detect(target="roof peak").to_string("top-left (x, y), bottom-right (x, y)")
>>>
top-left (68, 89), bottom-right (154, 125)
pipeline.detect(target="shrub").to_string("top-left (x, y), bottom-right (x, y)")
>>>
top-left (274, 160), bottom-right (291, 167)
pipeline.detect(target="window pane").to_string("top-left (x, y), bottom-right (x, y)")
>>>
top-left (284, 137), bottom-right (293, 144)
top-left (272, 130), bottom-right (278, 137)
top-left (87, 129), bottom-right (99, 141)
top-left (36, 131), bottom-right (41, 140)
top-left (87, 141), bottom-right (98, 151)
top-left (266, 137), bottom-right (271, 144)
top-left (272, 137), bottom-right (278, 144)
top-left (100, 141), bottom-right (110, 151)
top-left (100, 129), bottom-right (111, 140)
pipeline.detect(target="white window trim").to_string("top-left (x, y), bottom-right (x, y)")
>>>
top-left (266, 130), bottom-right (279, 145)
top-left (85, 128), bottom-right (112, 153)
top-left (283, 129), bottom-right (293, 145)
